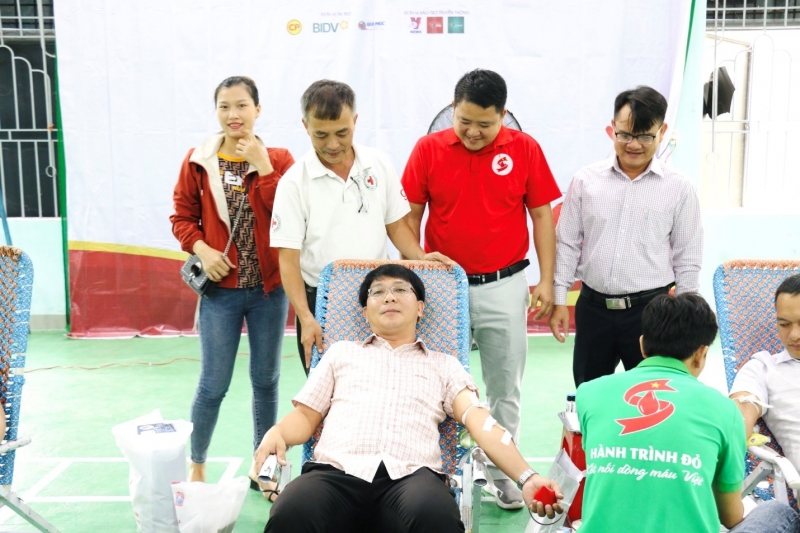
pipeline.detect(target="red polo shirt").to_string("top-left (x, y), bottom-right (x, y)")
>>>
top-left (401, 126), bottom-right (561, 274)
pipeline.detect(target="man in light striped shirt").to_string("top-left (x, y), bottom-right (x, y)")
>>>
top-left (550, 86), bottom-right (703, 386)
top-left (258, 264), bottom-right (563, 532)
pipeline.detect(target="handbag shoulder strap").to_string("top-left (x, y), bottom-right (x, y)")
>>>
top-left (222, 180), bottom-right (250, 258)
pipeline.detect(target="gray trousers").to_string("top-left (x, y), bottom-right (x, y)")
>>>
top-left (468, 270), bottom-right (530, 481)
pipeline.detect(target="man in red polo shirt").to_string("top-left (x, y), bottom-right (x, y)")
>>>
top-left (401, 69), bottom-right (561, 509)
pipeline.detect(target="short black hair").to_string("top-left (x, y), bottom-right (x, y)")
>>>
top-left (641, 293), bottom-right (718, 361)
top-left (358, 264), bottom-right (426, 307)
top-left (776, 274), bottom-right (800, 303)
top-left (453, 69), bottom-right (507, 114)
top-left (214, 76), bottom-right (259, 106)
top-left (614, 86), bottom-right (667, 133)
top-left (301, 80), bottom-right (356, 120)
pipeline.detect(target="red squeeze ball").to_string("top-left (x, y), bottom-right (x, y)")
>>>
top-left (534, 485), bottom-right (557, 506)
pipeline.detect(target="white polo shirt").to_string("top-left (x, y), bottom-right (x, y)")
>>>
top-left (270, 144), bottom-right (410, 287)
top-left (730, 349), bottom-right (800, 471)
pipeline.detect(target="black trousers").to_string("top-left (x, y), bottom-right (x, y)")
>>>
top-left (573, 293), bottom-right (648, 387)
top-left (294, 284), bottom-right (317, 377)
top-left (265, 462), bottom-right (464, 533)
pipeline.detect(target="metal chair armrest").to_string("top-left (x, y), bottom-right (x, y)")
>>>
top-left (746, 445), bottom-right (800, 493)
top-left (0, 436), bottom-right (31, 454)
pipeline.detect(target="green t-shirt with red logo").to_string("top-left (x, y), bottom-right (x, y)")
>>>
top-left (577, 356), bottom-right (745, 533)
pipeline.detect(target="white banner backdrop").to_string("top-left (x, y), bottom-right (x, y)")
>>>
top-left (54, 0), bottom-right (691, 335)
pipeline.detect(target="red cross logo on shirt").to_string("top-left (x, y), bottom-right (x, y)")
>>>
top-left (615, 379), bottom-right (677, 435)
top-left (492, 153), bottom-right (513, 176)
top-left (271, 214), bottom-right (281, 233)
top-left (364, 174), bottom-right (377, 189)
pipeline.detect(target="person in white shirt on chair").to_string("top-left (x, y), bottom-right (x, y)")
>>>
top-left (255, 264), bottom-right (563, 533)
top-left (730, 274), bottom-right (800, 473)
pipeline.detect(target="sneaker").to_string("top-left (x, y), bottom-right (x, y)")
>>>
top-left (488, 479), bottom-right (525, 510)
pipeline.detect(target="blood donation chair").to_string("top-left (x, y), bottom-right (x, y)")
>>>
top-left (0, 247), bottom-right (60, 531)
top-left (280, 259), bottom-right (487, 532)
top-left (713, 259), bottom-right (800, 511)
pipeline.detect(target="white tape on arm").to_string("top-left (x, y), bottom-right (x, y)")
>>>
top-left (736, 394), bottom-right (772, 411)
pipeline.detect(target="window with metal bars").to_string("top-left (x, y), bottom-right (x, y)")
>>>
top-left (707, 0), bottom-right (800, 29)
top-left (0, 0), bottom-right (59, 218)
top-left (0, 0), bottom-right (54, 33)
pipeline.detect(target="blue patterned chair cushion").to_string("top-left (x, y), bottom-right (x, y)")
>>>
top-left (0, 246), bottom-right (33, 485)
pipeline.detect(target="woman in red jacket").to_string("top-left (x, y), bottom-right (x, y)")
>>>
top-left (170, 76), bottom-right (292, 499)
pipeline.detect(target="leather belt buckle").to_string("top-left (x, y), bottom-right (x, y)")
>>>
top-left (605, 297), bottom-right (631, 310)
top-left (479, 271), bottom-right (501, 284)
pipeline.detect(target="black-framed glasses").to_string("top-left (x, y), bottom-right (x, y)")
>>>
top-left (367, 285), bottom-right (417, 299)
top-left (614, 131), bottom-right (658, 146)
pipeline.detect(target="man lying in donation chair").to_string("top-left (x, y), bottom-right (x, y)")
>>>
top-left (576, 293), bottom-right (799, 533)
top-left (722, 269), bottom-right (800, 510)
top-left (254, 263), bottom-right (564, 532)
top-left (267, 258), bottom-right (490, 529)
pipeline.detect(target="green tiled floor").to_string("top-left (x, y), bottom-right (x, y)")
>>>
top-left (2, 332), bottom-right (590, 531)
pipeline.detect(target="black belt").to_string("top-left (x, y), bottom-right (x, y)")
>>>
top-left (580, 283), bottom-right (673, 310)
top-left (466, 259), bottom-right (529, 286)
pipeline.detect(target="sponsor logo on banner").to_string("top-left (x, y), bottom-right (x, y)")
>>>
top-left (447, 16), bottom-right (465, 33)
top-left (358, 20), bottom-right (385, 30)
top-left (492, 154), bottom-right (513, 176)
top-left (405, 10), bottom-right (469, 35)
top-left (313, 21), bottom-right (349, 33)
top-left (287, 19), bottom-right (302, 35)
top-left (427, 17), bottom-right (443, 33)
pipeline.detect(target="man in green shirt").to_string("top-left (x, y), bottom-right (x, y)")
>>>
top-left (577, 293), bottom-right (800, 532)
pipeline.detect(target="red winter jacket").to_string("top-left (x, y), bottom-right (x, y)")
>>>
top-left (170, 133), bottom-right (294, 294)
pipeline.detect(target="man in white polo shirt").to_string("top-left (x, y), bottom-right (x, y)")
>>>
top-left (730, 274), bottom-right (800, 473)
top-left (271, 80), bottom-right (450, 375)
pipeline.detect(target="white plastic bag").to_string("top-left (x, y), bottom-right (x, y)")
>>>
top-left (525, 449), bottom-right (585, 533)
top-left (112, 409), bottom-right (193, 533)
top-left (171, 477), bottom-right (250, 533)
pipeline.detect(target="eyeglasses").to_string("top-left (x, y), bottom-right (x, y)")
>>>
top-left (350, 168), bottom-right (372, 213)
top-left (614, 131), bottom-right (659, 146)
top-left (367, 285), bottom-right (417, 299)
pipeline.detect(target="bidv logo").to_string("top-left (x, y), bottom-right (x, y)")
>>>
top-left (409, 17), bottom-right (422, 33)
top-left (287, 19), bottom-right (302, 35)
top-left (358, 20), bottom-right (385, 30)
top-left (313, 20), bottom-right (349, 33)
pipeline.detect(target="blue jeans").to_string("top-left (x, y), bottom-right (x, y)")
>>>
top-left (190, 284), bottom-right (288, 464)
top-left (729, 500), bottom-right (800, 533)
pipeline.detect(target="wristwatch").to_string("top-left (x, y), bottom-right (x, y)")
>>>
top-left (516, 468), bottom-right (538, 490)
